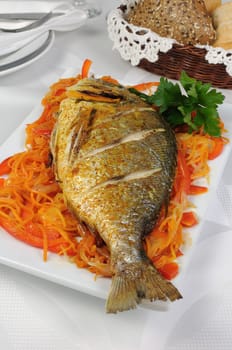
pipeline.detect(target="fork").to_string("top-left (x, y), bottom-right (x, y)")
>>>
top-left (0, 11), bottom-right (54, 33)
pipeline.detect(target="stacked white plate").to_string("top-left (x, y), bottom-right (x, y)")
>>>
top-left (0, 1), bottom-right (100, 76)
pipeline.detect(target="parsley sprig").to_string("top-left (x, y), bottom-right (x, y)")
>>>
top-left (129, 71), bottom-right (225, 136)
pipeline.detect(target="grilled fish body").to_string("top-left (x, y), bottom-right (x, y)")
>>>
top-left (50, 78), bottom-right (182, 313)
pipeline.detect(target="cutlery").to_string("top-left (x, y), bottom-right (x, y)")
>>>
top-left (0, 7), bottom-right (89, 59)
top-left (0, 0), bottom-right (101, 21)
top-left (0, 1), bottom-right (101, 57)
top-left (0, 12), bottom-right (64, 20)
top-left (0, 12), bottom-right (55, 33)
top-left (0, 9), bottom-right (88, 57)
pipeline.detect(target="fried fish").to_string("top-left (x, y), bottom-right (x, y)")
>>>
top-left (50, 78), bottom-right (182, 313)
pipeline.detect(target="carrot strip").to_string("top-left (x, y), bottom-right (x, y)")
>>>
top-left (173, 150), bottom-right (191, 201)
top-left (188, 185), bottom-right (208, 195)
top-left (101, 76), bottom-right (119, 85)
top-left (132, 81), bottom-right (160, 91)
top-left (81, 58), bottom-right (92, 78)
top-left (42, 229), bottom-right (48, 261)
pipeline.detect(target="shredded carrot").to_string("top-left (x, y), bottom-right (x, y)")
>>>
top-left (131, 81), bottom-right (160, 91)
top-left (0, 61), bottom-right (227, 278)
top-left (101, 75), bottom-right (119, 85)
top-left (188, 185), bottom-right (208, 195)
top-left (81, 58), bottom-right (92, 78)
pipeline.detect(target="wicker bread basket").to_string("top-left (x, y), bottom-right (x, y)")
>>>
top-left (108, 2), bottom-right (232, 89)
top-left (138, 44), bottom-right (232, 89)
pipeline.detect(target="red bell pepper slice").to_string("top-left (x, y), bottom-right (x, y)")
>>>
top-left (181, 211), bottom-right (198, 227)
top-left (158, 262), bottom-right (179, 280)
top-left (0, 156), bottom-right (12, 176)
top-left (208, 137), bottom-right (224, 160)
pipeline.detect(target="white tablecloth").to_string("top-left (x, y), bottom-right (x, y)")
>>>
top-left (0, 1), bottom-right (232, 349)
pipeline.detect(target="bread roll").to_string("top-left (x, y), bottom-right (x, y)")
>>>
top-left (212, 1), bottom-right (232, 27)
top-left (127, 0), bottom-right (216, 46)
top-left (204, 0), bottom-right (221, 13)
top-left (212, 1), bottom-right (232, 49)
top-left (213, 42), bottom-right (232, 50)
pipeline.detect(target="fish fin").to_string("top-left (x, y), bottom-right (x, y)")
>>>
top-left (106, 262), bottom-right (182, 313)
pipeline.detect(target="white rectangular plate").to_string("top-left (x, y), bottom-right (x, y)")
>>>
top-left (0, 83), bottom-right (231, 303)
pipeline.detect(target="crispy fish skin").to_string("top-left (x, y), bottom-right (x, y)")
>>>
top-left (50, 78), bottom-right (182, 313)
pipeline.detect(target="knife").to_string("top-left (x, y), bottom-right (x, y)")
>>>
top-left (0, 12), bottom-right (65, 20)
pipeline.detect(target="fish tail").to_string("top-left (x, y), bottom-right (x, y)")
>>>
top-left (106, 261), bottom-right (182, 313)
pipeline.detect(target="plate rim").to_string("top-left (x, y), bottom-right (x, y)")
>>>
top-left (0, 30), bottom-right (55, 76)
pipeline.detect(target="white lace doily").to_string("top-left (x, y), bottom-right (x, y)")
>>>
top-left (107, 0), bottom-right (232, 77)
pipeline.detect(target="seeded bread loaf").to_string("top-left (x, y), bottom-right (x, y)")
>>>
top-left (127, 0), bottom-right (216, 45)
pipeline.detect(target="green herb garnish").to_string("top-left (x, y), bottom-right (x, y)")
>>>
top-left (129, 71), bottom-right (225, 136)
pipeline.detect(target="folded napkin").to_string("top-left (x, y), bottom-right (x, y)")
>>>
top-left (0, 2), bottom-right (91, 56)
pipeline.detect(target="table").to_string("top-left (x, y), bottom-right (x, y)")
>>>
top-left (0, 1), bottom-right (232, 349)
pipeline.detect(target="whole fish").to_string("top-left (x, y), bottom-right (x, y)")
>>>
top-left (50, 78), bottom-right (182, 313)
